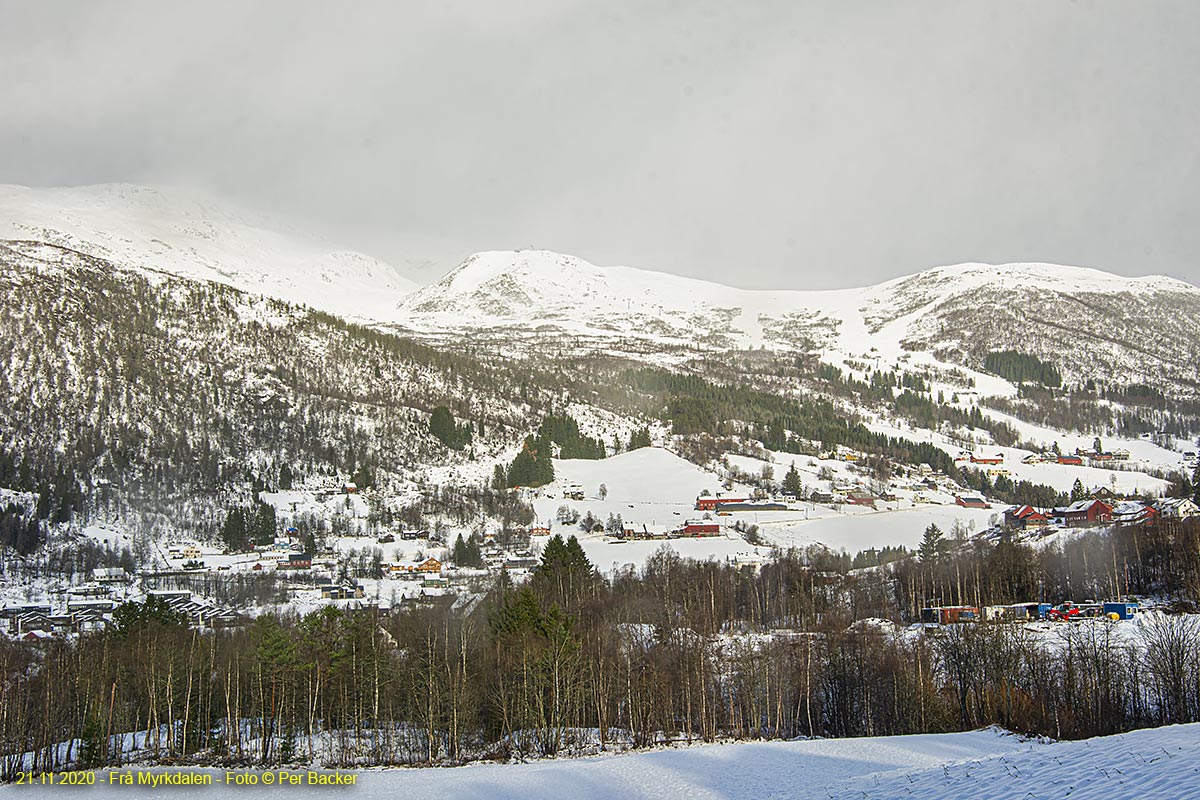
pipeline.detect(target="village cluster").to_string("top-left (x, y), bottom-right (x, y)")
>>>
top-left (5, 437), bottom-right (1193, 643)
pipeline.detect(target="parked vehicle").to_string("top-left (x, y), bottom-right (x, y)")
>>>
top-left (1049, 602), bottom-right (1083, 621)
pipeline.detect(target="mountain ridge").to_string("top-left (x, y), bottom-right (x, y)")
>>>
top-left (4, 184), bottom-right (1199, 395)
top-left (397, 248), bottom-right (1200, 395)
top-left (0, 183), bottom-right (432, 323)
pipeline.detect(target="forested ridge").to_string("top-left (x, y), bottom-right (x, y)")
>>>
top-left (0, 241), bottom-right (570, 537)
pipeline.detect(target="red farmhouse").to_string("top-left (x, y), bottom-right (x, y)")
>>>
top-left (1057, 500), bottom-right (1113, 527)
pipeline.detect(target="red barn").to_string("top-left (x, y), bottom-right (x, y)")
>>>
top-left (682, 522), bottom-right (720, 536)
top-left (695, 496), bottom-right (748, 511)
top-left (970, 453), bottom-right (1004, 465)
top-left (1057, 455), bottom-right (1084, 466)
top-left (950, 496), bottom-right (988, 510)
top-left (845, 490), bottom-right (878, 508)
top-left (955, 495), bottom-right (991, 509)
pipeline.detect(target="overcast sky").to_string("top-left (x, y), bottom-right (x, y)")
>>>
top-left (2, 1), bottom-right (1197, 289)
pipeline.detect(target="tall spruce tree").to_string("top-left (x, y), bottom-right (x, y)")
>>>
top-left (918, 523), bottom-right (948, 563)
top-left (782, 463), bottom-right (803, 497)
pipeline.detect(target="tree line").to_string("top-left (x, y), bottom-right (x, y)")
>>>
top-left (983, 350), bottom-right (1062, 388)
top-left (4, 521), bottom-right (1200, 777)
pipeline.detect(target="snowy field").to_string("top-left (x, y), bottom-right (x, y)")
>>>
top-left (525, 445), bottom-right (1143, 572)
top-left (756, 504), bottom-right (996, 553)
top-left (3, 725), bottom-right (1196, 799)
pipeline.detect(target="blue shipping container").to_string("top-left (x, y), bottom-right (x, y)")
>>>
top-left (1102, 602), bottom-right (1138, 620)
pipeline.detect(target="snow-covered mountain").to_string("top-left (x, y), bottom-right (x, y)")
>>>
top-left (3, 183), bottom-right (1199, 396)
top-left (0, 183), bottom-right (431, 323)
top-left (399, 249), bottom-right (1200, 393)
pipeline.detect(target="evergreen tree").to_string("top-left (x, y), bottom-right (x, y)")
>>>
top-left (781, 463), bottom-right (803, 497)
top-left (449, 533), bottom-right (485, 568)
top-left (221, 508), bottom-right (248, 551)
top-left (918, 524), bottom-right (948, 563)
top-left (253, 501), bottom-right (277, 545)
top-left (1170, 470), bottom-right (1194, 500)
top-left (112, 595), bottom-right (189, 635)
top-left (507, 435), bottom-right (554, 488)
top-left (429, 406), bottom-right (470, 449)
top-left (983, 350), bottom-right (1061, 387)
top-left (534, 533), bottom-right (595, 605)
top-left (491, 464), bottom-right (508, 491)
top-left (1070, 478), bottom-right (1088, 503)
top-left (539, 414), bottom-right (605, 459)
top-left (453, 533), bottom-right (470, 566)
top-left (627, 427), bottom-right (652, 450)
top-left (506, 441), bottom-right (537, 488)
top-left (466, 534), bottom-right (483, 567)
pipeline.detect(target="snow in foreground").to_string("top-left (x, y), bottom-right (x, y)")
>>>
top-left (3, 724), bottom-right (1197, 799)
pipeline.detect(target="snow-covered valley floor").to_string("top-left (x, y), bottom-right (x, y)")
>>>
top-left (3, 724), bottom-right (1197, 799)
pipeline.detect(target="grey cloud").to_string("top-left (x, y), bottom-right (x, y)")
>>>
top-left (1, 0), bottom-right (1197, 289)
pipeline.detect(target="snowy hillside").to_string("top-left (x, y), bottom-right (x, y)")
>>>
top-left (0, 184), bottom-right (431, 323)
top-left (4, 185), bottom-right (1197, 394)
top-left (399, 249), bottom-right (1200, 393)
top-left (0, 239), bottom-right (557, 541)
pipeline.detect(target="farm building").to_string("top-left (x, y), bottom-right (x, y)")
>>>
top-left (1113, 501), bottom-right (1158, 526)
top-left (1004, 505), bottom-right (1049, 529)
top-left (1055, 500), bottom-right (1113, 527)
top-left (92, 567), bottom-right (131, 584)
top-left (277, 552), bottom-right (312, 570)
top-left (695, 495), bottom-right (748, 511)
top-left (845, 491), bottom-right (878, 508)
top-left (716, 502), bottom-right (789, 512)
top-left (955, 495), bottom-right (990, 509)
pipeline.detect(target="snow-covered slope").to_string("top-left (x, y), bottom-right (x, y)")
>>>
top-left (399, 249), bottom-right (1200, 392)
top-left (5, 183), bottom-right (1199, 399)
top-left (358, 723), bottom-right (1200, 800)
top-left (5, 184), bottom-right (1196, 392)
top-left (398, 249), bottom-right (845, 353)
top-left (4, 725), bottom-right (1193, 800)
top-left (0, 184), bottom-right (428, 323)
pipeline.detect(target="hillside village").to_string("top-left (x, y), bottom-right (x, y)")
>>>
top-left (4, 426), bottom-right (1195, 642)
